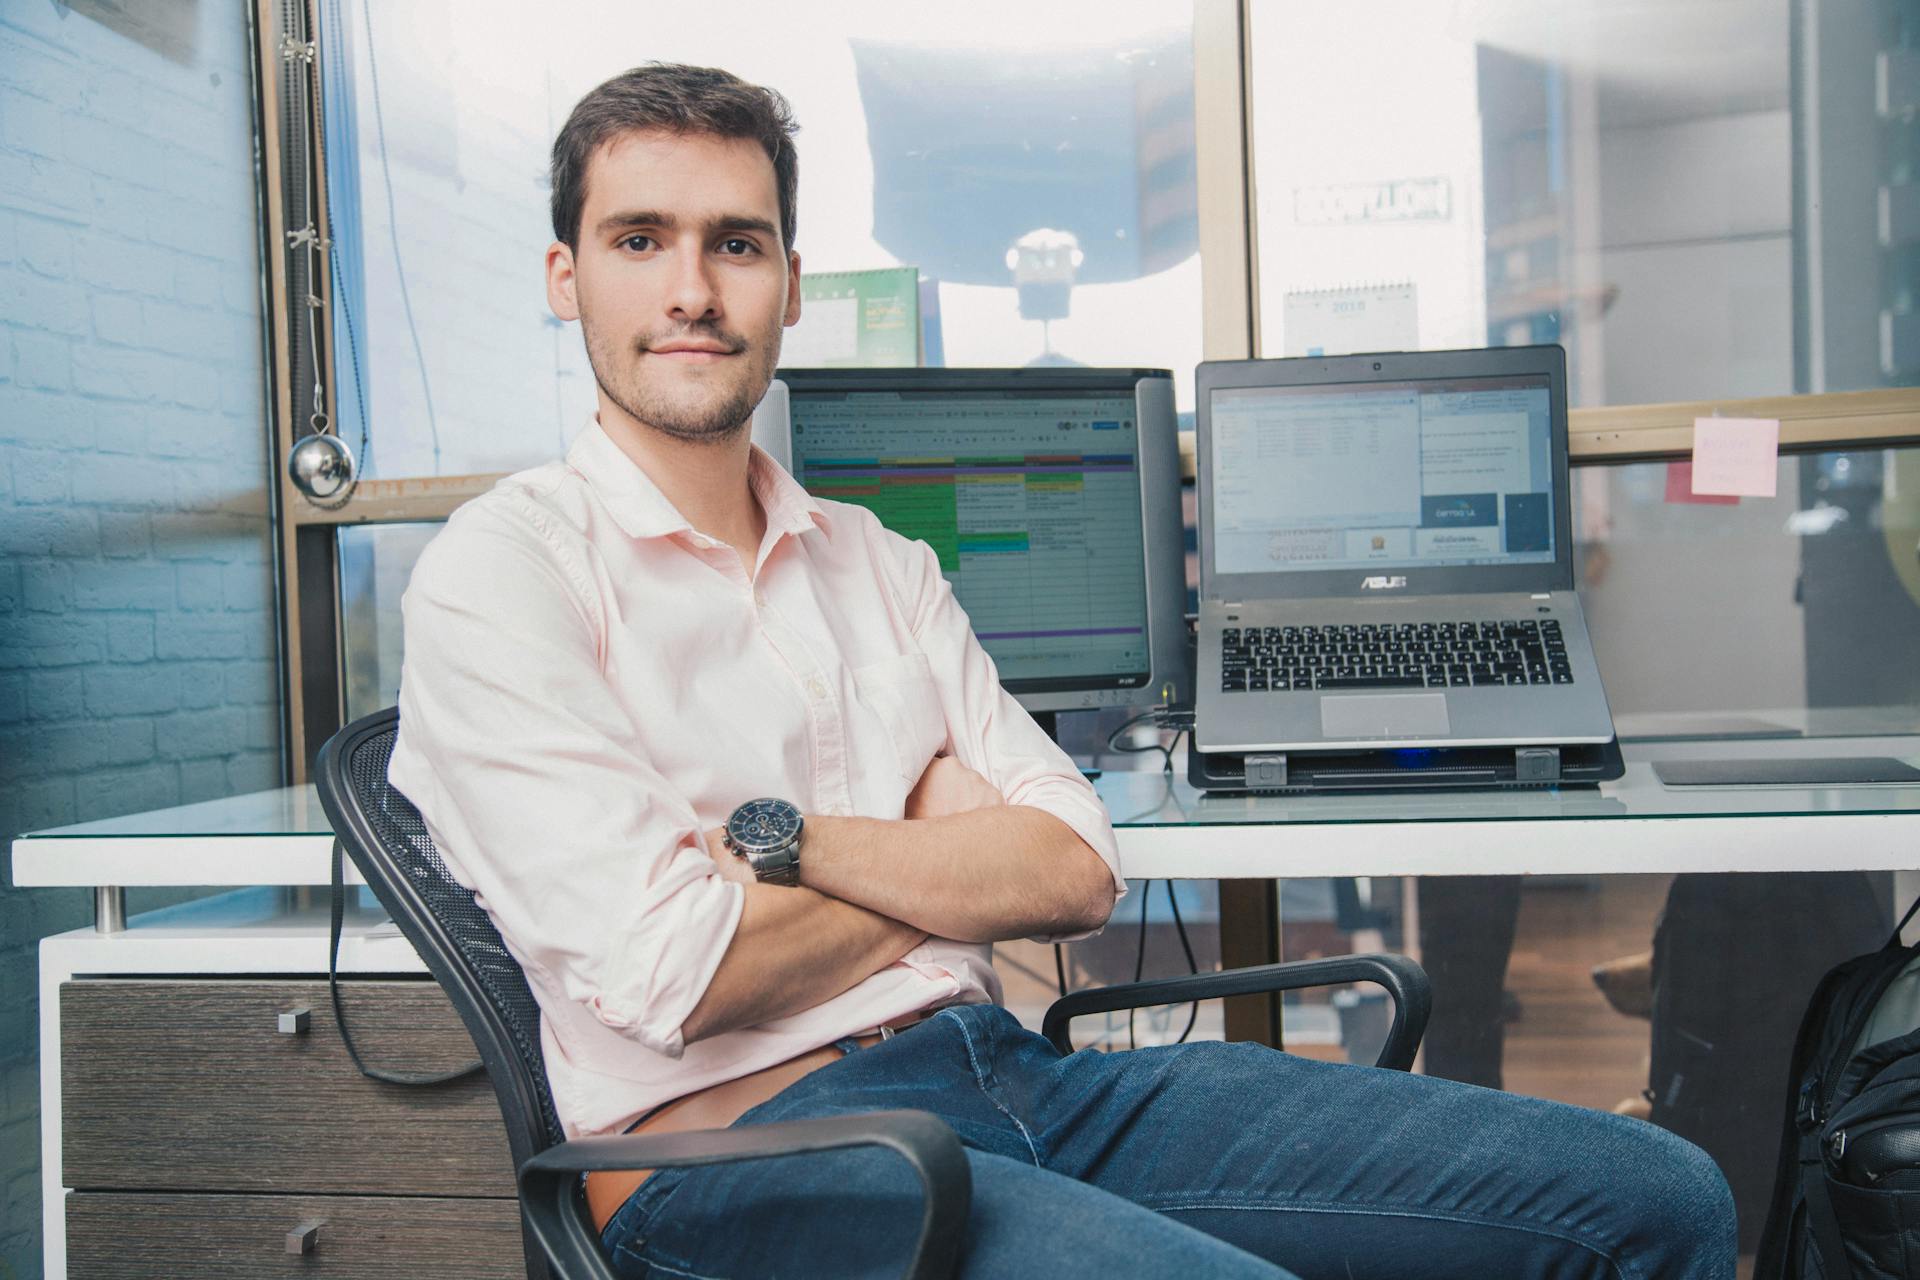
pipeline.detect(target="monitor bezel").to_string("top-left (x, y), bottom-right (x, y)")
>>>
top-left (1195, 345), bottom-right (1574, 603)
top-left (763, 367), bottom-right (1190, 715)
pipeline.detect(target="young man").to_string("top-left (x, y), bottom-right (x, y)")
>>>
top-left (390, 63), bottom-right (1735, 1279)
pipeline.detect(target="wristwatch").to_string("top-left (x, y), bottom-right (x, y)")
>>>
top-left (723, 798), bottom-right (805, 886)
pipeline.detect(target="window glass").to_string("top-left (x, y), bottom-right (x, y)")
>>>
top-left (1575, 447), bottom-right (1920, 736)
top-left (320, 0), bottom-right (1202, 479)
top-left (339, 444), bottom-right (1920, 752)
top-left (338, 521), bottom-right (437, 723)
top-left (1248, 2), bottom-right (1917, 404)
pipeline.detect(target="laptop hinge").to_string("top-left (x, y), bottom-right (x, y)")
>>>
top-left (1515, 746), bottom-right (1561, 783)
top-left (1245, 753), bottom-right (1288, 788)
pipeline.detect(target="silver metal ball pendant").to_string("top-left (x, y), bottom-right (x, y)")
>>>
top-left (287, 431), bottom-right (356, 501)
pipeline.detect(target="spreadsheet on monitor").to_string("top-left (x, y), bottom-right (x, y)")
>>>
top-left (788, 391), bottom-right (1152, 688)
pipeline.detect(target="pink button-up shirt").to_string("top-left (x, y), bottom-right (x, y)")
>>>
top-left (389, 420), bottom-right (1125, 1137)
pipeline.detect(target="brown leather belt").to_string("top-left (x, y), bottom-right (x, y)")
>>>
top-left (585, 1014), bottom-right (933, 1233)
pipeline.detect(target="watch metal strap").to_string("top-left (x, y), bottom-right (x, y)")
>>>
top-left (751, 840), bottom-right (801, 885)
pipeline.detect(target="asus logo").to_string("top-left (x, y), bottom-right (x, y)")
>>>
top-left (1361, 575), bottom-right (1408, 590)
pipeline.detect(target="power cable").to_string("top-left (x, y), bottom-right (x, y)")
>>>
top-left (1104, 709), bottom-right (1185, 774)
top-left (1167, 879), bottom-right (1200, 1044)
top-left (1128, 878), bottom-right (1150, 1050)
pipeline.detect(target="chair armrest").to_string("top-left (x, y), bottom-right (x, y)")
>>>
top-left (517, 1109), bottom-right (970, 1280)
top-left (1041, 952), bottom-right (1432, 1070)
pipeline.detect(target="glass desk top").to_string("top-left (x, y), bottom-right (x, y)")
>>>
top-left (20, 784), bottom-right (334, 840)
top-left (13, 734), bottom-right (1920, 887)
top-left (1093, 756), bottom-right (1920, 829)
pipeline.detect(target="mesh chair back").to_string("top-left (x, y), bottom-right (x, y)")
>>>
top-left (315, 707), bottom-right (566, 1277)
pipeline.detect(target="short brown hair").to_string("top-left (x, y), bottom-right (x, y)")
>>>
top-left (549, 63), bottom-right (799, 253)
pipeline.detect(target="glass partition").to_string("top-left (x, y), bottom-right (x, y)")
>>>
top-left (319, 0), bottom-right (1203, 480)
top-left (1576, 446), bottom-right (1920, 735)
top-left (1247, 1), bottom-right (1918, 405)
top-left (339, 522), bottom-right (438, 723)
top-left (339, 444), bottom-right (1920, 734)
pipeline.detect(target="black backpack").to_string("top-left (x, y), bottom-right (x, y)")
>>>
top-left (1757, 898), bottom-right (1920, 1279)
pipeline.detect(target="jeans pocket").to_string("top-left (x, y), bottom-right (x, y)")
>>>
top-left (601, 1167), bottom-right (690, 1269)
top-left (608, 1235), bottom-right (654, 1278)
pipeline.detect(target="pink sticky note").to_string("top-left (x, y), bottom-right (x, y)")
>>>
top-left (1665, 461), bottom-right (1738, 505)
top-left (1690, 417), bottom-right (1779, 497)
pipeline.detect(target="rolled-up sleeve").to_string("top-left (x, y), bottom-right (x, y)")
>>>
top-left (893, 536), bottom-right (1126, 941)
top-left (388, 497), bottom-right (741, 1060)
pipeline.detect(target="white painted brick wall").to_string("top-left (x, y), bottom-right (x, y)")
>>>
top-left (0, 4), bottom-right (280, 1275)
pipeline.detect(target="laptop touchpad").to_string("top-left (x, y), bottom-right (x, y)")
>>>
top-left (1321, 692), bottom-right (1451, 739)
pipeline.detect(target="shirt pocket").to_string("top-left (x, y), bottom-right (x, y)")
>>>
top-left (852, 652), bottom-right (950, 782)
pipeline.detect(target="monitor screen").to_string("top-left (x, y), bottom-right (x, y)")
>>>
top-left (1208, 374), bottom-right (1556, 578)
top-left (787, 387), bottom-right (1153, 692)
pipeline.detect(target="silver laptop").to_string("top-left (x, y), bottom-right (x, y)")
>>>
top-left (1193, 345), bottom-right (1615, 755)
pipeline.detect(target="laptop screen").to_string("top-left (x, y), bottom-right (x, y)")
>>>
top-left (787, 387), bottom-right (1153, 689)
top-left (1209, 374), bottom-right (1556, 578)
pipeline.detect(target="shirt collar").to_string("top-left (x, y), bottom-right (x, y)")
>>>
top-left (748, 440), bottom-right (832, 539)
top-left (566, 417), bottom-right (830, 543)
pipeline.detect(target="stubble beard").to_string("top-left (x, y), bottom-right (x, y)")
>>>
top-left (582, 316), bottom-right (783, 446)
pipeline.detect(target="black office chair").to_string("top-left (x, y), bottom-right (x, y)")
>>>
top-left (316, 707), bottom-right (1432, 1280)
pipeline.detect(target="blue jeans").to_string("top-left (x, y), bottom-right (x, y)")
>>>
top-left (601, 1004), bottom-right (1735, 1279)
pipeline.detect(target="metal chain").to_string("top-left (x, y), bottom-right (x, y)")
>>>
top-left (287, 0), bottom-right (359, 510)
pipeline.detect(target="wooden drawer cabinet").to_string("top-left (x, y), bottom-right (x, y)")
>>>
top-left (61, 978), bottom-right (515, 1196)
top-left (66, 1192), bottom-right (523, 1279)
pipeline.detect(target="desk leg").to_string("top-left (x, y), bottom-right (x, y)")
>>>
top-left (1219, 878), bottom-right (1281, 1047)
top-left (93, 886), bottom-right (125, 934)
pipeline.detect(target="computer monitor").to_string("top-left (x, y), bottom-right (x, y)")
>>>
top-left (751, 368), bottom-right (1190, 716)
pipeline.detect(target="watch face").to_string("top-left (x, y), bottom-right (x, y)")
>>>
top-left (727, 798), bottom-right (802, 854)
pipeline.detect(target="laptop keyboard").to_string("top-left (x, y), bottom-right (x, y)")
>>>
top-left (1219, 620), bottom-right (1573, 693)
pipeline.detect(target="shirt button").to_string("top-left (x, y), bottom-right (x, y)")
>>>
top-left (754, 592), bottom-right (768, 607)
top-left (807, 676), bottom-right (827, 699)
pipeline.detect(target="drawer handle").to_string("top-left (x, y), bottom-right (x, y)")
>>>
top-left (277, 1006), bottom-right (312, 1035)
top-left (286, 1218), bottom-right (324, 1255)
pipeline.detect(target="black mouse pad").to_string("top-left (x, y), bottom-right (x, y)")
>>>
top-left (1653, 757), bottom-right (1920, 787)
